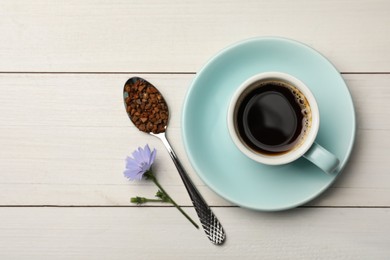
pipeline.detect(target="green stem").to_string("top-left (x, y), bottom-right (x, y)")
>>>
top-left (155, 190), bottom-right (171, 203)
top-left (131, 196), bottom-right (168, 204)
top-left (147, 174), bottom-right (199, 229)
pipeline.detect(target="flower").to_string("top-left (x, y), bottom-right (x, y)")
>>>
top-left (124, 144), bottom-right (156, 180)
top-left (124, 144), bottom-right (199, 229)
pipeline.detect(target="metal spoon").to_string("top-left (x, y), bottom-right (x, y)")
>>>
top-left (123, 77), bottom-right (226, 245)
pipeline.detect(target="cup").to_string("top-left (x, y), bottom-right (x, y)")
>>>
top-left (227, 72), bottom-right (339, 173)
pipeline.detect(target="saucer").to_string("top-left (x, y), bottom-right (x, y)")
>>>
top-left (182, 37), bottom-right (356, 211)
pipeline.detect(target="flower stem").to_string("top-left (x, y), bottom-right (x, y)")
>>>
top-left (155, 190), bottom-right (171, 203)
top-left (147, 174), bottom-right (199, 229)
top-left (130, 196), bottom-right (168, 204)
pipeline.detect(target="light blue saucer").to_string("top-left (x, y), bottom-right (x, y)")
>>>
top-left (182, 37), bottom-right (356, 211)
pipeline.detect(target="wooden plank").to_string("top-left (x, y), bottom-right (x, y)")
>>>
top-left (0, 74), bottom-right (389, 206)
top-left (0, 207), bottom-right (389, 259)
top-left (0, 0), bottom-right (390, 72)
top-left (0, 127), bottom-right (389, 207)
top-left (0, 73), bottom-right (387, 130)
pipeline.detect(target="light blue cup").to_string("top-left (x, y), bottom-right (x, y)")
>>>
top-left (227, 72), bottom-right (340, 174)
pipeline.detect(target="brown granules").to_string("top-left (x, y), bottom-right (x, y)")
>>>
top-left (124, 78), bottom-right (169, 134)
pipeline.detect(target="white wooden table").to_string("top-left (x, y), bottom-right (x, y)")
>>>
top-left (1, 1), bottom-right (390, 259)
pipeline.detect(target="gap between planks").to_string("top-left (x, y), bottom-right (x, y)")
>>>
top-left (0, 205), bottom-right (389, 208)
top-left (1, 71), bottom-right (390, 75)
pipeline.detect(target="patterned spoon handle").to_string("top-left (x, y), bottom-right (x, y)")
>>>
top-left (154, 133), bottom-right (226, 245)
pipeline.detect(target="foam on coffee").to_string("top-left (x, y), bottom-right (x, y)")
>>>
top-left (281, 80), bottom-right (312, 143)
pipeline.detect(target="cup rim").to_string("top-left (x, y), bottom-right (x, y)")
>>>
top-left (227, 72), bottom-right (320, 165)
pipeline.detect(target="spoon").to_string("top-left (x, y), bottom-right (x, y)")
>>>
top-left (123, 77), bottom-right (226, 245)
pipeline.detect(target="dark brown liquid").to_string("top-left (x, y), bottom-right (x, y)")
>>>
top-left (236, 82), bottom-right (309, 155)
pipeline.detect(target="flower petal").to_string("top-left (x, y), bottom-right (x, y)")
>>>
top-left (126, 164), bottom-right (140, 173)
top-left (132, 148), bottom-right (143, 163)
top-left (144, 144), bottom-right (151, 156)
top-left (149, 148), bottom-right (157, 166)
top-left (140, 162), bottom-right (150, 173)
top-left (124, 168), bottom-right (141, 181)
top-left (125, 156), bottom-right (138, 169)
top-left (140, 145), bottom-right (151, 164)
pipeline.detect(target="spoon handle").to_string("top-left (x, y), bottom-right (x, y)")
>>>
top-left (154, 133), bottom-right (226, 245)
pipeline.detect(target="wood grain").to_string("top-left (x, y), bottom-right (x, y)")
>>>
top-left (0, 207), bottom-right (389, 259)
top-left (0, 74), bottom-right (389, 206)
top-left (0, 0), bottom-right (390, 72)
top-left (1, 1), bottom-right (390, 258)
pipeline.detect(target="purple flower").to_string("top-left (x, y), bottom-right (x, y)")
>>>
top-left (123, 144), bottom-right (199, 229)
top-left (124, 144), bottom-right (157, 180)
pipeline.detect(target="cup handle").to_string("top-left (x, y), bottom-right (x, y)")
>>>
top-left (303, 142), bottom-right (340, 174)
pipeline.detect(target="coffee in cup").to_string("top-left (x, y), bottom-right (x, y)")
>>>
top-left (236, 79), bottom-right (312, 155)
top-left (227, 72), bottom-right (339, 173)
